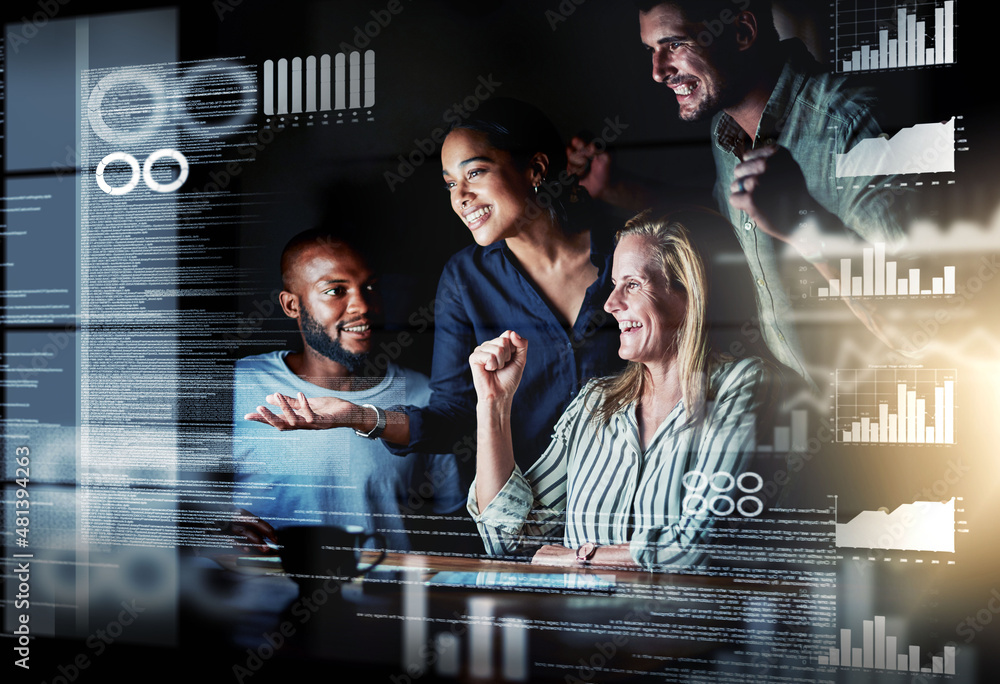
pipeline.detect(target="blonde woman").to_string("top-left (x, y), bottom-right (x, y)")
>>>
top-left (468, 212), bottom-right (781, 570)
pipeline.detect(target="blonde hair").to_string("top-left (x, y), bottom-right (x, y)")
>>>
top-left (593, 211), bottom-right (709, 426)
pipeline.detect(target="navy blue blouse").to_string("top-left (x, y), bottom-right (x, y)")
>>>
top-left (387, 227), bottom-right (625, 476)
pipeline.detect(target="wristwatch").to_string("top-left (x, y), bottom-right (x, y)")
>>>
top-left (354, 404), bottom-right (386, 439)
top-left (575, 542), bottom-right (598, 563)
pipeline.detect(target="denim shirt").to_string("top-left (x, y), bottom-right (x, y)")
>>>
top-left (386, 227), bottom-right (624, 475)
top-left (711, 39), bottom-right (906, 382)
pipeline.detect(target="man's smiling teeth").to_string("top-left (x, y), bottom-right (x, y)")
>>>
top-left (465, 207), bottom-right (492, 224)
top-left (619, 321), bottom-right (643, 331)
top-left (342, 324), bottom-right (370, 333)
top-left (674, 83), bottom-right (696, 96)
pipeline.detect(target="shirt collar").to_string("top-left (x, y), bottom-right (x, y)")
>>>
top-left (483, 225), bottom-right (613, 264)
top-left (713, 38), bottom-right (818, 155)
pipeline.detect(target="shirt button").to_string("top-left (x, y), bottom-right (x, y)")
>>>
top-left (763, 137), bottom-right (777, 146)
top-left (757, 279), bottom-right (766, 287)
top-left (743, 220), bottom-right (755, 231)
top-left (777, 333), bottom-right (785, 341)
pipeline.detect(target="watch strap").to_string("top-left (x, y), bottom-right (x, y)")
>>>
top-left (575, 542), bottom-right (598, 562)
top-left (354, 404), bottom-right (386, 439)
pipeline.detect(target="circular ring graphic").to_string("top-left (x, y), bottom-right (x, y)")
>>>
top-left (709, 471), bottom-right (735, 493)
top-left (682, 470), bottom-right (709, 492)
top-left (708, 494), bottom-right (736, 516)
top-left (143, 149), bottom-right (189, 193)
top-left (681, 493), bottom-right (707, 515)
top-left (96, 152), bottom-right (141, 196)
top-left (180, 60), bottom-right (257, 135)
top-left (87, 70), bottom-right (167, 145)
top-left (737, 472), bottom-right (764, 494)
top-left (737, 496), bottom-right (764, 518)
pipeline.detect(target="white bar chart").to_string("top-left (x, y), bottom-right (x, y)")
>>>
top-left (262, 50), bottom-right (375, 116)
top-left (836, 0), bottom-right (955, 73)
top-left (835, 368), bottom-right (956, 445)
top-left (818, 616), bottom-right (956, 674)
top-left (756, 409), bottom-right (809, 453)
top-left (818, 244), bottom-right (955, 299)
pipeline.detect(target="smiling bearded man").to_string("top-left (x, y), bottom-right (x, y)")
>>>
top-left (225, 226), bottom-right (465, 554)
top-left (630, 0), bottom-right (909, 390)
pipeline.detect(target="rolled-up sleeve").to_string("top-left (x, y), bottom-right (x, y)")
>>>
top-left (466, 387), bottom-right (594, 556)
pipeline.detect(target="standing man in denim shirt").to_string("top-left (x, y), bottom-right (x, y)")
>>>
top-left (622, 0), bottom-right (908, 386)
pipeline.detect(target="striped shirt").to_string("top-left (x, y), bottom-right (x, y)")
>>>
top-left (467, 356), bottom-right (780, 570)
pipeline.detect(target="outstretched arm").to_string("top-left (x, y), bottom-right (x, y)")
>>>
top-left (244, 393), bottom-right (412, 445)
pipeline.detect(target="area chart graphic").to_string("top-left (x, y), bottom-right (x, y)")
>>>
top-left (836, 498), bottom-right (956, 552)
top-left (836, 118), bottom-right (955, 177)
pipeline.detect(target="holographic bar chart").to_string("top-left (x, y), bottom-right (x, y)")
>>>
top-left (756, 409), bottom-right (809, 453)
top-left (835, 368), bottom-right (956, 445)
top-left (836, 0), bottom-right (956, 72)
top-left (818, 616), bottom-right (956, 674)
top-left (818, 243), bottom-right (956, 298)
top-left (262, 50), bottom-right (375, 115)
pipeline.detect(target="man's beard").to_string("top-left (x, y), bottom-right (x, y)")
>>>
top-left (671, 75), bottom-right (728, 123)
top-left (299, 305), bottom-right (372, 374)
top-left (670, 54), bottom-right (741, 123)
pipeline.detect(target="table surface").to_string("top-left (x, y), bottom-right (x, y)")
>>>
top-left (187, 548), bottom-right (800, 682)
top-left (219, 548), bottom-right (741, 589)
